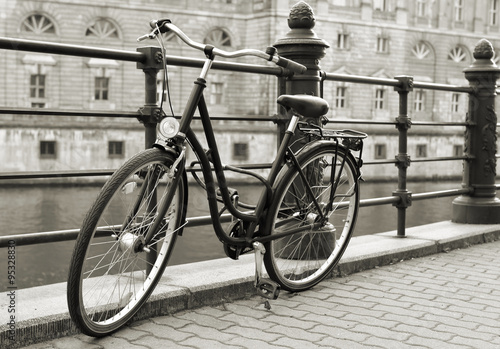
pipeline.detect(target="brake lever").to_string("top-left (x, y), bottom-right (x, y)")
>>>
top-left (137, 31), bottom-right (157, 42)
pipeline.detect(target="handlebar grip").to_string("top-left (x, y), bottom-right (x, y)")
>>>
top-left (276, 57), bottom-right (307, 74)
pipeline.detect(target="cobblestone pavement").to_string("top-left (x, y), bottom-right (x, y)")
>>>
top-left (21, 240), bottom-right (500, 349)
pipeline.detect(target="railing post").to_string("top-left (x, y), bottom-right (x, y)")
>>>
top-left (393, 76), bottom-right (413, 237)
top-left (273, 1), bottom-right (329, 148)
top-left (136, 46), bottom-right (164, 273)
top-left (453, 39), bottom-right (500, 223)
top-left (136, 46), bottom-right (164, 148)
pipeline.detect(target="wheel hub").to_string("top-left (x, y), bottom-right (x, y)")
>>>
top-left (119, 233), bottom-right (146, 253)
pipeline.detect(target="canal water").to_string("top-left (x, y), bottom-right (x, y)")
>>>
top-left (0, 180), bottom-right (459, 290)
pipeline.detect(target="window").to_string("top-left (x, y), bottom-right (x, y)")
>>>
top-left (204, 29), bottom-right (232, 47)
top-left (412, 42), bottom-right (431, 59)
top-left (95, 77), bottom-right (109, 100)
top-left (414, 90), bottom-right (425, 112)
top-left (40, 141), bottom-right (56, 159)
top-left (30, 74), bottom-right (45, 99)
top-left (416, 144), bottom-right (427, 158)
top-left (375, 144), bottom-right (387, 159)
top-left (337, 33), bottom-right (349, 49)
top-left (453, 145), bottom-right (464, 157)
top-left (86, 19), bottom-right (119, 39)
top-left (335, 87), bottom-right (347, 108)
top-left (448, 46), bottom-right (467, 62)
top-left (377, 37), bottom-right (388, 53)
top-left (490, 0), bottom-right (499, 26)
top-left (210, 82), bottom-right (223, 105)
top-left (454, 0), bottom-right (464, 21)
top-left (374, 0), bottom-right (388, 11)
top-left (233, 142), bottom-right (248, 161)
top-left (451, 93), bottom-right (460, 113)
top-left (375, 89), bottom-right (385, 109)
top-left (21, 14), bottom-right (56, 35)
top-left (416, 0), bottom-right (427, 17)
top-left (108, 141), bottom-right (124, 158)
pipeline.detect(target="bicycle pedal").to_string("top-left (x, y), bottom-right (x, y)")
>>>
top-left (256, 279), bottom-right (280, 300)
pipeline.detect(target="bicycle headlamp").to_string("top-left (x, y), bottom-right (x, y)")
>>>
top-left (157, 117), bottom-right (180, 139)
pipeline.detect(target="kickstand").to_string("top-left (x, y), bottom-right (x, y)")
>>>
top-left (253, 242), bottom-right (280, 300)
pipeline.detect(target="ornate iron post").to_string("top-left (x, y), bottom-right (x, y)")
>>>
top-left (137, 46), bottom-right (164, 148)
top-left (273, 1), bottom-right (329, 146)
top-left (393, 76), bottom-right (413, 237)
top-left (452, 39), bottom-right (500, 223)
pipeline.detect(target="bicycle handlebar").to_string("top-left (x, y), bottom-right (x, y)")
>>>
top-left (137, 19), bottom-right (307, 75)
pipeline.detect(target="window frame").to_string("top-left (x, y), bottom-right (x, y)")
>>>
top-left (108, 141), bottom-right (125, 158)
top-left (233, 142), bottom-right (249, 161)
top-left (40, 141), bottom-right (57, 159)
top-left (94, 76), bottom-right (110, 101)
top-left (374, 144), bottom-right (387, 159)
top-left (335, 86), bottom-right (347, 109)
top-left (374, 88), bottom-right (385, 110)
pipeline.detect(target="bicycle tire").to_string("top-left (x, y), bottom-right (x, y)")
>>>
top-left (264, 141), bottom-right (359, 292)
top-left (67, 148), bottom-right (187, 337)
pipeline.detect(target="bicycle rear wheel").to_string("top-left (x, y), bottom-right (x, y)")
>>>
top-left (264, 142), bottom-right (359, 292)
top-left (67, 148), bottom-right (187, 337)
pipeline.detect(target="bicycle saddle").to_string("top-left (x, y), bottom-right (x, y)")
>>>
top-left (277, 94), bottom-right (329, 118)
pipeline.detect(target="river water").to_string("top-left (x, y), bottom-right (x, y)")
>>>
top-left (0, 180), bottom-right (460, 290)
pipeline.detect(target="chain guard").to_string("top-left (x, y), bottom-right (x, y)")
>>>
top-left (223, 220), bottom-right (252, 260)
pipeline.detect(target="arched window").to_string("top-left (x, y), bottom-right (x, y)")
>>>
top-left (86, 18), bottom-right (120, 39)
top-left (448, 46), bottom-right (467, 62)
top-left (21, 14), bottom-right (56, 35)
top-left (412, 42), bottom-right (431, 60)
top-left (204, 28), bottom-right (232, 47)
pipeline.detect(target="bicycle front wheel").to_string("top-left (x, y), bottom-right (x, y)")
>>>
top-left (264, 142), bottom-right (359, 292)
top-left (67, 148), bottom-right (187, 337)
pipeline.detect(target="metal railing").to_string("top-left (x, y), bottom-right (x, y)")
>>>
top-left (1, 21), bottom-right (500, 250)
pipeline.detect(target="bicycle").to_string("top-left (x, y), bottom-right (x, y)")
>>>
top-left (67, 18), bottom-right (367, 337)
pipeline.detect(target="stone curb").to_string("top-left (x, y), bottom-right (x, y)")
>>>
top-left (1, 221), bottom-right (499, 349)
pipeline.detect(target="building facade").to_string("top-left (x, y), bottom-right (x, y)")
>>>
top-left (0, 0), bottom-right (499, 181)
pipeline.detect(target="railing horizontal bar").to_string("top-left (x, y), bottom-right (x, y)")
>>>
top-left (0, 170), bottom-right (115, 180)
top-left (0, 163), bottom-right (273, 180)
top-left (326, 119), bottom-right (396, 126)
top-left (411, 121), bottom-right (468, 127)
top-left (412, 188), bottom-right (471, 200)
top-left (327, 119), bottom-right (467, 128)
top-left (323, 72), bottom-right (471, 93)
top-left (411, 156), bottom-right (467, 163)
top-left (0, 107), bottom-right (140, 118)
top-left (412, 81), bottom-right (471, 93)
top-left (0, 37), bottom-right (145, 62)
top-left (0, 36), bottom-right (287, 77)
top-left (322, 72), bottom-right (400, 87)
top-left (0, 213), bottom-right (234, 247)
top-left (363, 159), bottom-right (397, 165)
top-left (0, 107), bottom-right (277, 123)
top-left (359, 196), bottom-right (400, 207)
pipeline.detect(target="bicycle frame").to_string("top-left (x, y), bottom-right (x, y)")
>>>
top-left (151, 56), bottom-right (303, 250)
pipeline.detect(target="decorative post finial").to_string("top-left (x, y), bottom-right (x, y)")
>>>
top-left (467, 39), bottom-right (497, 70)
top-left (473, 39), bottom-right (494, 60)
top-left (288, 1), bottom-right (316, 29)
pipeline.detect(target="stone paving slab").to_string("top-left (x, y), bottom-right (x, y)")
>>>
top-left (1, 221), bottom-right (500, 348)
top-left (16, 238), bottom-right (500, 349)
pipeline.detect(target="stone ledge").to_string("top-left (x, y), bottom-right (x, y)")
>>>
top-left (1, 221), bottom-right (499, 348)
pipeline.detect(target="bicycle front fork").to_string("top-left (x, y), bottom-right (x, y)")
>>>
top-left (253, 242), bottom-right (280, 300)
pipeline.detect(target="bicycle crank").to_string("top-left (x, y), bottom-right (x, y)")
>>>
top-left (253, 242), bottom-right (280, 300)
